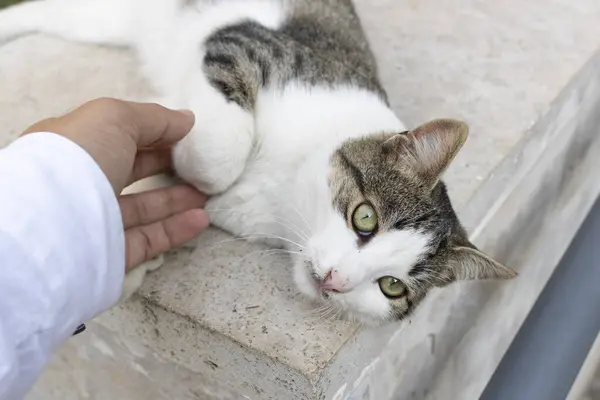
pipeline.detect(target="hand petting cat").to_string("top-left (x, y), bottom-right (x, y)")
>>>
top-left (21, 97), bottom-right (210, 271)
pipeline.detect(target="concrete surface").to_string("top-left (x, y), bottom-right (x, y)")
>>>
top-left (1, 0), bottom-right (600, 399)
top-left (579, 357), bottom-right (600, 400)
top-left (568, 333), bottom-right (600, 400)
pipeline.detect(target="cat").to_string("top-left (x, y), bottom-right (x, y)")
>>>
top-left (0, 0), bottom-right (516, 326)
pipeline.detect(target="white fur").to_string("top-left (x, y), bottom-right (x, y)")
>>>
top-left (0, 0), bottom-right (432, 324)
top-left (119, 254), bottom-right (165, 302)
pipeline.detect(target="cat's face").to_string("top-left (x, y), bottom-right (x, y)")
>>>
top-left (293, 119), bottom-right (516, 326)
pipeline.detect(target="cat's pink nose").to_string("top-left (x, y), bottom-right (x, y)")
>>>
top-left (319, 270), bottom-right (350, 293)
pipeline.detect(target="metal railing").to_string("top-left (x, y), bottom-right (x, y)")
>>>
top-left (480, 197), bottom-right (600, 400)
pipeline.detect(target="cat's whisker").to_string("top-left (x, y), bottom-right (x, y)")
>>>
top-left (308, 303), bottom-right (338, 323)
top-left (206, 207), bottom-right (310, 242)
top-left (323, 304), bottom-right (339, 320)
top-left (207, 207), bottom-right (303, 232)
top-left (189, 234), bottom-right (282, 256)
top-left (284, 203), bottom-right (313, 235)
top-left (195, 236), bottom-right (255, 251)
top-left (312, 304), bottom-right (333, 316)
top-left (323, 306), bottom-right (338, 322)
top-left (196, 225), bottom-right (308, 251)
top-left (260, 191), bottom-right (313, 235)
top-left (260, 248), bottom-right (309, 258)
top-left (232, 246), bottom-right (313, 273)
top-left (243, 233), bottom-right (307, 250)
top-left (233, 248), bottom-right (292, 268)
top-left (328, 307), bottom-right (344, 323)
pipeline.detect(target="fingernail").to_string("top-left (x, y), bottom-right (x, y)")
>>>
top-left (191, 209), bottom-right (210, 228)
top-left (178, 109), bottom-right (195, 118)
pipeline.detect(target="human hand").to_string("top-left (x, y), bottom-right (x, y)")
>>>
top-left (22, 98), bottom-right (209, 271)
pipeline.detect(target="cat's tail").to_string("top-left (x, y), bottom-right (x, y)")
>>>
top-left (0, 0), bottom-right (177, 46)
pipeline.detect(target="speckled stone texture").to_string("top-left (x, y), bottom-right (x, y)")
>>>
top-left (1, 1), bottom-right (600, 399)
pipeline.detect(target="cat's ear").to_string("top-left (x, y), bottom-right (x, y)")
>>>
top-left (447, 246), bottom-right (517, 281)
top-left (384, 119), bottom-right (469, 188)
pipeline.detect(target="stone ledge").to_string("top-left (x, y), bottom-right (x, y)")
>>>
top-left (1, 0), bottom-right (599, 399)
top-left (403, 49), bottom-right (600, 400)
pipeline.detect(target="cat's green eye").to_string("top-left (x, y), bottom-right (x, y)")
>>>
top-left (378, 276), bottom-right (407, 298)
top-left (352, 203), bottom-right (378, 235)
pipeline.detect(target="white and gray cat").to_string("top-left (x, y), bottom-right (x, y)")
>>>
top-left (0, 0), bottom-right (516, 326)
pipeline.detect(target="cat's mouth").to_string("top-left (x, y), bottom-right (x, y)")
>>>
top-left (308, 271), bottom-right (324, 292)
top-left (304, 260), bottom-right (329, 296)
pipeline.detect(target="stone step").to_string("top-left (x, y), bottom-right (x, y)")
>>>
top-left (1, 0), bottom-right (599, 399)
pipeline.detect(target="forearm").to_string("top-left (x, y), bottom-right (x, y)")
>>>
top-left (0, 132), bottom-right (124, 399)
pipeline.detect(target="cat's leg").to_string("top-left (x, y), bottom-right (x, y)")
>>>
top-left (0, 0), bottom-right (181, 47)
top-left (205, 181), bottom-right (289, 248)
top-left (119, 254), bottom-right (164, 302)
top-left (119, 175), bottom-right (170, 302)
top-left (172, 18), bottom-right (292, 195)
top-left (0, 0), bottom-right (140, 46)
top-left (171, 64), bottom-right (255, 195)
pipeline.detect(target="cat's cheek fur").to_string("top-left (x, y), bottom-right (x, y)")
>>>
top-left (334, 287), bottom-right (393, 326)
top-left (306, 228), bottom-right (432, 324)
top-left (306, 214), bottom-right (358, 279)
top-left (357, 229), bottom-right (433, 280)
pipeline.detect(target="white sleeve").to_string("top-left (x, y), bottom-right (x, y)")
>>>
top-left (0, 132), bottom-right (125, 400)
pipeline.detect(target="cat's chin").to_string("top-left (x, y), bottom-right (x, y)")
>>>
top-left (293, 261), bottom-right (396, 327)
top-left (344, 311), bottom-right (394, 327)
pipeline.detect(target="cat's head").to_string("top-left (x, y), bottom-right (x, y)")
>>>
top-left (292, 119), bottom-right (516, 326)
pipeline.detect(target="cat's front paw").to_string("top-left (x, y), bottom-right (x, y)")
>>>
top-left (119, 254), bottom-right (165, 303)
top-left (172, 106), bottom-right (254, 195)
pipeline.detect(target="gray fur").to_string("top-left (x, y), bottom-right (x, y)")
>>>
top-left (203, 0), bottom-right (386, 110)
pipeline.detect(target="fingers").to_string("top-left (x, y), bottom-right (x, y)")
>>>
top-left (125, 209), bottom-right (209, 271)
top-left (120, 184), bottom-right (207, 230)
top-left (22, 98), bottom-right (195, 147)
top-left (122, 101), bottom-right (195, 147)
top-left (126, 148), bottom-right (172, 186)
top-left (18, 97), bottom-right (196, 194)
top-left (21, 117), bottom-right (59, 136)
top-left (120, 182), bottom-right (209, 272)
